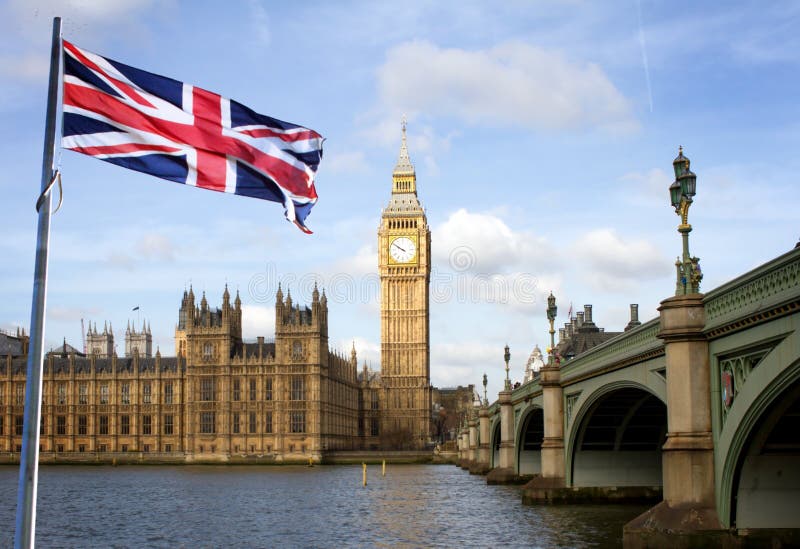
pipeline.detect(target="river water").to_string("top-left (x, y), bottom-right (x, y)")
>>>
top-left (0, 464), bottom-right (647, 548)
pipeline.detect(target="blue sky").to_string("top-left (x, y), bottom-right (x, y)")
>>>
top-left (1, 0), bottom-right (798, 399)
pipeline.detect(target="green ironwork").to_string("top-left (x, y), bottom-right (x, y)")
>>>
top-left (547, 292), bottom-right (557, 366)
top-left (504, 344), bottom-right (511, 391)
top-left (560, 318), bottom-right (662, 382)
top-left (718, 348), bottom-right (773, 424)
top-left (670, 147), bottom-right (703, 295)
top-left (704, 247), bottom-right (800, 330)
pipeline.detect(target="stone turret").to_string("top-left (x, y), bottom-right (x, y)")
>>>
top-left (125, 319), bottom-right (153, 358)
top-left (176, 285), bottom-right (242, 363)
top-left (274, 283), bottom-right (329, 368)
top-left (86, 320), bottom-right (114, 358)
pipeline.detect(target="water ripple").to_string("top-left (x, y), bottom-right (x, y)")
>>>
top-left (0, 465), bottom-right (646, 548)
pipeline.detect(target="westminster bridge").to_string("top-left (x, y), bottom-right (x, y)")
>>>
top-left (457, 246), bottom-right (800, 546)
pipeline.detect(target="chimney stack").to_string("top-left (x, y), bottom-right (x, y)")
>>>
top-left (625, 304), bottom-right (642, 331)
top-left (584, 304), bottom-right (593, 324)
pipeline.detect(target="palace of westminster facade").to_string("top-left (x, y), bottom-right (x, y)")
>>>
top-left (0, 126), bottom-right (432, 461)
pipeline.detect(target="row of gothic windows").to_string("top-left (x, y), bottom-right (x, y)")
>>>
top-left (202, 377), bottom-right (301, 402)
top-left (231, 412), bottom-right (274, 434)
top-left (5, 414), bottom-right (176, 436)
top-left (199, 411), bottom-right (304, 434)
top-left (4, 381), bottom-right (175, 406)
top-left (387, 218), bottom-right (418, 229)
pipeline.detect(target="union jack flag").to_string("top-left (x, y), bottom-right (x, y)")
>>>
top-left (62, 40), bottom-right (323, 233)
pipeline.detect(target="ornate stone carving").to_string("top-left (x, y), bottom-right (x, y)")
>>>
top-left (565, 392), bottom-right (581, 423)
top-left (718, 348), bottom-right (771, 424)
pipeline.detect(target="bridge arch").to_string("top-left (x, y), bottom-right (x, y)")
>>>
top-left (567, 381), bottom-right (666, 488)
top-left (720, 359), bottom-right (800, 529)
top-left (514, 405), bottom-right (543, 475)
top-left (489, 417), bottom-right (501, 469)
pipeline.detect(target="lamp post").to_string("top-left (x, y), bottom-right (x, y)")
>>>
top-left (546, 292), bottom-right (557, 366)
top-left (482, 373), bottom-right (488, 405)
top-left (670, 147), bottom-right (702, 295)
top-left (503, 344), bottom-right (511, 391)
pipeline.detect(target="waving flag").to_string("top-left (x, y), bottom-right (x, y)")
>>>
top-left (61, 40), bottom-right (323, 233)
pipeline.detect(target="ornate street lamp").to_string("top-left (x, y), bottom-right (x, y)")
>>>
top-left (546, 292), bottom-right (557, 366)
top-left (503, 344), bottom-right (511, 391)
top-left (482, 373), bottom-right (488, 405)
top-left (671, 147), bottom-right (702, 295)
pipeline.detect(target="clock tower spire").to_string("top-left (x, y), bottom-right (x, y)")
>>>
top-left (392, 116), bottom-right (416, 194)
top-left (378, 119), bottom-right (431, 449)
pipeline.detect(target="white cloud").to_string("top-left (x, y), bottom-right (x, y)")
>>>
top-left (376, 40), bottom-right (636, 133)
top-left (330, 243), bottom-right (377, 279)
top-left (335, 336), bottom-right (380, 369)
top-left (48, 305), bottom-right (102, 321)
top-left (137, 233), bottom-right (175, 261)
top-left (432, 342), bottom-right (507, 393)
top-left (241, 304), bottom-right (275, 340)
top-left (620, 168), bottom-right (671, 204)
top-left (433, 208), bottom-right (551, 274)
top-left (100, 232), bottom-right (175, 270)
top-left (0, 0), bottom-right (166, 88)
top-left (246, 0), bottom-right (271, 46)
top-left (0, 53), bottom-right (49, 81)
top-left (700, 166), bottom-right (800, 223)
top-left (324, 150), bottom-right (370, 175)
top-left (571, 228), bottom-right (671, 292)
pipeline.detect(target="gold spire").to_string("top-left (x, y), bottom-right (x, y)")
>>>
top-left (393, 115), bottom-right (415, 176)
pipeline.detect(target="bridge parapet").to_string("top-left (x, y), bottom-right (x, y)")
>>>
top-left (560, 318), bottom-right (663, 384)
top-left (704, 247), bottom-right (800, 336)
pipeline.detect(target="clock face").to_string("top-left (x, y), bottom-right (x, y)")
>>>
top-left (389, 236), bottom-right (417, 263)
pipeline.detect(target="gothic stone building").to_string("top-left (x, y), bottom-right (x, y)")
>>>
top-left (0, 123), bottom-right (433, 460)
top-left (377, 121), bottom-right (432, 449)
top-left (1, 285), bottom-right (368, 461)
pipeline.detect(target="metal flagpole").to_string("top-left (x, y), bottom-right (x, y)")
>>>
top-left (14, 16), bottom-right (62, 549)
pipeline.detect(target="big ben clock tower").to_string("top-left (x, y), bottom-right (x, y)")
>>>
top-left (379, 120), bottom-right (431, 448)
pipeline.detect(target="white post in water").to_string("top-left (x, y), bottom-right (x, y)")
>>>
top-left (14, 16), bottom-right (61, 549)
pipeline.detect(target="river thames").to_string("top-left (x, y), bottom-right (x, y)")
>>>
top-left (0, 464), bottom-right (647, 547)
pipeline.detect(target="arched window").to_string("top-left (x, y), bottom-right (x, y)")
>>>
top-left (292, 341), bottom-right (303, 360)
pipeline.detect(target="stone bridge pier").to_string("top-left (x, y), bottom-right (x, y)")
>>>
top-left (624, 294), bottom-right (727, 546)
top-left (474, 240), bottom-right (800, 545)
top-left (468, 414), bottom-right (478, 469)
top-left (486, 390), bottom-right (519, 484)
top-left (469, 405), bottom-right (491, 475)
top-left (521, 349), bottom-right (565, 500)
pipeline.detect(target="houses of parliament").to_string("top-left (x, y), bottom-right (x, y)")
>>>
top-left (0, 125), bottom-right (432, 462)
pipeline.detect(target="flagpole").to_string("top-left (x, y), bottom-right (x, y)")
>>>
top-left (14, 16), bottom-right (61, 549)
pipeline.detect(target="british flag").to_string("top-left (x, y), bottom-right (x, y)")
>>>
top-left (62, 40), bottom-right (323, 233)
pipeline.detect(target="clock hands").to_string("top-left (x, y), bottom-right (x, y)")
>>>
top-left (392, 242), bottom-right (407, 253)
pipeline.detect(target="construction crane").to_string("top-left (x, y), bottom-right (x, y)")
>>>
top-left (80, 318), bottom-right (86, 354)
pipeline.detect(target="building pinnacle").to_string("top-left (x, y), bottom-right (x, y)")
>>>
top-left (393, 115), bottom-right (415, 176)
